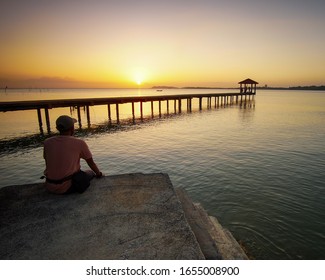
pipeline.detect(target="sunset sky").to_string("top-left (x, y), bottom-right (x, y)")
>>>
top-left (1, 0), bottom-right (324, 88)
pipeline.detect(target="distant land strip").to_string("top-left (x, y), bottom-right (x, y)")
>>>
top-left (287, 85), bottom-right (325, 91)
top-left (152, 85), bottom-right (325, 91)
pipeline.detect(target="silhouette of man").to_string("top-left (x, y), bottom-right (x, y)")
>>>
top-left (43, 115), bottom-right (102, 194)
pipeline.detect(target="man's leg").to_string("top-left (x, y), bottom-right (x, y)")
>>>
top-left (84, 170), bottom-right (96, 181)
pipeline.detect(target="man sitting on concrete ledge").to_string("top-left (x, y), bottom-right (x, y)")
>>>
top-left (43, 115), bottom-right (103, 194)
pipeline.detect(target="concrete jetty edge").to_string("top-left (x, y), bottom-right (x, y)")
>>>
top-left (0, 173), bottom-right (248, 260)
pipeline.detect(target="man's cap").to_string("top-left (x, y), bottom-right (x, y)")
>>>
top-left (56, 115), bottom-right (77, 132)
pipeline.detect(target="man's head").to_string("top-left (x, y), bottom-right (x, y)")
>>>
top-left (56, 115), bottom-right (77, 134)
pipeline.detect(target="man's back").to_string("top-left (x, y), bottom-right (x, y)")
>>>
top-left (44, 135), bottom-right (92, 193)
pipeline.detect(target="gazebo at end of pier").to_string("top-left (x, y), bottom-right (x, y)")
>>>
top-left (239, 78), bottom-right (258, 94)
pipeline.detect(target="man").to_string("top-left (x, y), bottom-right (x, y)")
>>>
top-left (43, 115), bottom-right (102, 194)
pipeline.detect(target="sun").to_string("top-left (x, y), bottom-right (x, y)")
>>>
top-left (133, 68), bottom-right (146, 86)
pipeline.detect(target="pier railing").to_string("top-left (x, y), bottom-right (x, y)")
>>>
top-left (0, 92), bottom-right (255, 134)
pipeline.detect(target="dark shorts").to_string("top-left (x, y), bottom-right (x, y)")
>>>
top-left (64, 170), bottom-right (95, 194)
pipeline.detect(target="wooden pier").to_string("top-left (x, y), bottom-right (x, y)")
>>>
top-left (0, 92), bottom-right (255, 134)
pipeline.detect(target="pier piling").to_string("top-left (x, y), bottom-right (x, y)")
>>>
top-left (116, 104), bottom-right (120, 124)
top-left (140, 102), bottom-right (144, 121)
top-left (132, 102), bottom-right (135, 123)
top-left (86, 106), bottom-right (91, 127)
top-left (107, 104), bottom-right (112, 124)
top-left (178, 98), bottom-right (182, 113)
top-left (159, 100), bottom-right (162, 118)
top-left (151, 101), bottom-right (154, 118)
top-left (77, 106), bottom-right (82, 128)
top-left (45, 108), bottom-right (50, 133)
top-left (37, 108), bottom-right (44, 134)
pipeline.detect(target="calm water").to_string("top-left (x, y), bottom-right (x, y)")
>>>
top-left (0, 88), bottom-right (324, 260)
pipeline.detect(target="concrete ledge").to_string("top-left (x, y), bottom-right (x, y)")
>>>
top-left (0, 173), bottom-right (204, 260)
top-left (0, 173), bottom-right (247, 260)
top-left (176, 188), bottom-right (248, 260)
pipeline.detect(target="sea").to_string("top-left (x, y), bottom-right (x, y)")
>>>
top-left (0, 88), bottom-right (324, 260)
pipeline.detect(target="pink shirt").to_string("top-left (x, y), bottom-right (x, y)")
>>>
top-left (43, 135), bottom-right (92, 194)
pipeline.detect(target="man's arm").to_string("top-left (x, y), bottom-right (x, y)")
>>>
top-left (85, 157), bottom-right (102, 177)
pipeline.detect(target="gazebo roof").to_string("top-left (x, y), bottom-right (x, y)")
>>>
top-left (238, 78), bottom-right (259, 85)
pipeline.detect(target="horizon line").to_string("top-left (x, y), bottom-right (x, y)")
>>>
top-left (1, 85), bottom-right (325, 90)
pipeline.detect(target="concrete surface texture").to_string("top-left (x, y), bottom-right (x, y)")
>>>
top-left (0, 173), bottom-right (205, 260)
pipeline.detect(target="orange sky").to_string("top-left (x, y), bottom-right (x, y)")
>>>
top-left (1, 0), bottom-right (324, 88)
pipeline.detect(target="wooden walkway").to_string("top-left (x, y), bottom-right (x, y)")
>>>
top-left (0, 92), bottom-right (255, 133)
